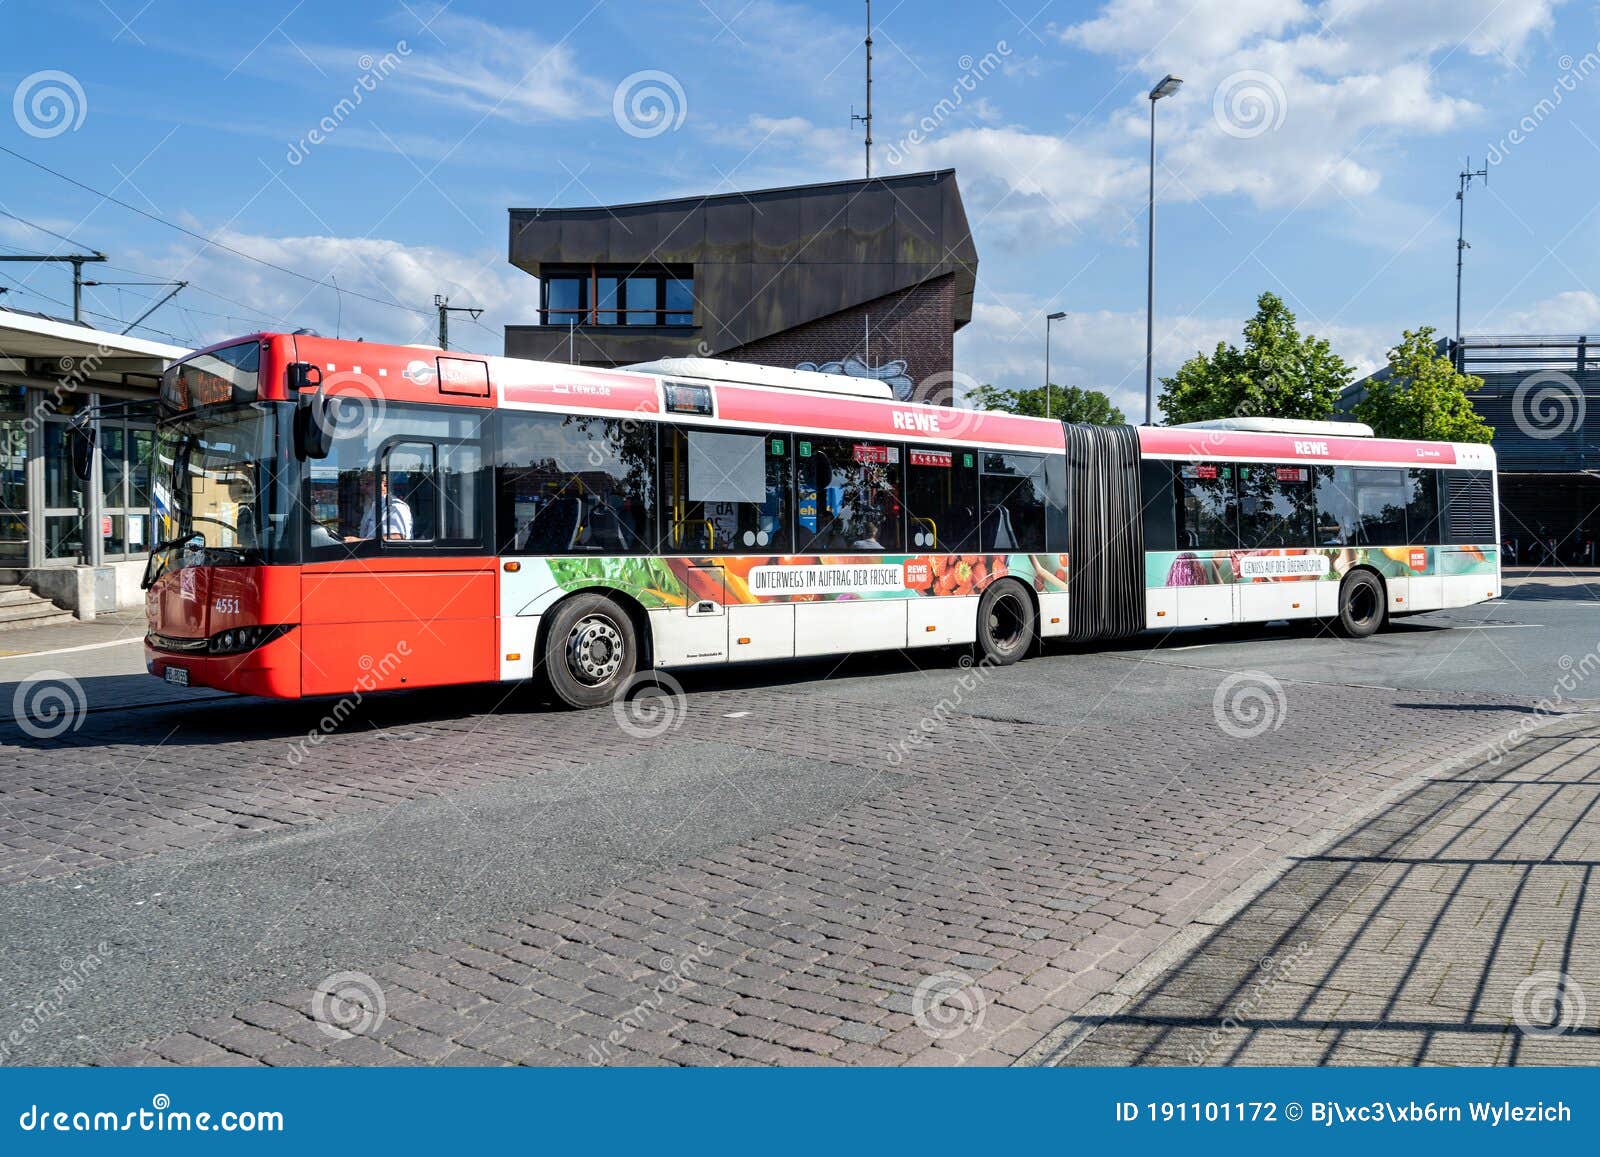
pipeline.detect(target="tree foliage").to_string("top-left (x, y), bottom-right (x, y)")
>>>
top-left (1158, 292), bottom-right (1353, 424)
top-left (1353, 326), bottom-right (1493, 443)
top-left (968, 382), bottom-right (1127, 425)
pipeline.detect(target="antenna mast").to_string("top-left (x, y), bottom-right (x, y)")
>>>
top-left (1455, 156), bottom-right (1488, 353)
top-left (850, 0), bottom-right (873, 178)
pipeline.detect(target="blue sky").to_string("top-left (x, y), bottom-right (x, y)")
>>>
top-left (3, 0), bottom-right (1600, 418)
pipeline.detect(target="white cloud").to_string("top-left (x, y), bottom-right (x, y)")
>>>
top-left (124, 230), bottom-right (528, 352)
top-left (1065, 0), bottom-right (1312, 63)
top-left (387, 12), bottom-right (607, 124)
top-left (956, 295), bottom-right (1394, 419)
top-left (1499, 289), bottom-right (1600, 333)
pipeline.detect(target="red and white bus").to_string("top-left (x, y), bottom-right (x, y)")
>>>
top-left (129, 333), bottom-right (1500, 708)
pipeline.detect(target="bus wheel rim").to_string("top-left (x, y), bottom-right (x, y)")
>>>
top-left (989, 592), bottom-right (1024, 650)
top-left (567, 615), bottom-right (624, 685)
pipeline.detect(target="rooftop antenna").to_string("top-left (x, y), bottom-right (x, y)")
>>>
top-left (849, 0), bottom-right (873, 178)
top-left (332, 274), bottom-right (342, 339)
top-left (1455, 156), bottom-right (1488, 354)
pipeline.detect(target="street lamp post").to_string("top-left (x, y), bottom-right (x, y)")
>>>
top-left (1146, 74), bottom-right (1182, 426)
top-left (1045, 311), bottom-right (1067, 420)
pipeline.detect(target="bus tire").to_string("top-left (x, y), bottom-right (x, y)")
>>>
top-left (542, 592), bottom-right (639, 709)
top-left (974, 578), bottom-right (1036, 666)
top-left (1335, 570), bottom-right (1385, 639)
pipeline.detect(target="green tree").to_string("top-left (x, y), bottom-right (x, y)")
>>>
top-left (1354, 326), bottom-right (1493, 443)
top-left (968, 382), bottom-right (1127, 424)
top-left (1158, 291), bottom-right (1353, 424)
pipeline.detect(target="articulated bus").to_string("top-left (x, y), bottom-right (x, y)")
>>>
top-left (129, 333), bottom-right (1500, 708)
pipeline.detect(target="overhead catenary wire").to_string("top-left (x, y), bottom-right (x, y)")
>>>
top-left (0, 144), bottom-right (432, 319)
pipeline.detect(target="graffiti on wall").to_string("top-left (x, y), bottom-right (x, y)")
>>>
top-left (794, 356), bottom-right (916, 402)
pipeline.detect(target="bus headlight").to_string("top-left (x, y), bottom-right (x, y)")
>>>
top-left (207, 624), bottom-right (293, 655)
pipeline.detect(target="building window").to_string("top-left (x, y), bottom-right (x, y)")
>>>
top-left (540, 264), bottom-right (694, 327)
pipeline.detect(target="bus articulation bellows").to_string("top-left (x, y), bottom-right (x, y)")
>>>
top-left (134, 333), bottom-right (1500, 708)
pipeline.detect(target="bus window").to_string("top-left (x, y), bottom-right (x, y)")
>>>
top-left (980, 452), bottom-right (1046, 552)
top-left (1315, 466), bottom-right (1408, 546)
top-left (306, 401), bottom-right (486, 556)
top-left (495, 411), bottom-right (655, 555)
top-left (376, 442), bottom-right (435, 542)
top-left (660, 428), bottom-right (791, 554)
top-left (1406, 469), bottom-right (1439, 543)
top-left (1174, 462), bottom-right (1238, 550)
top-left (904, 447), bottom-right (978, 553)
top-left (796, 436), bottom-right (903, 554)
top-left (1140, 460), bottom-right (1177, 551)
top-left (1238, 463), bottom-right (1313, 548)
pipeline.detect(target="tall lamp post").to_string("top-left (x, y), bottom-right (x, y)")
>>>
top-left (1145, 74), bottom-right (1182, 426)
top-left (1044, 311), bottom-right (1067, 419)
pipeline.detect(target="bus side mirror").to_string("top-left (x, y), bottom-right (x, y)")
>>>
top-left (67, 425), bottom-right (96, 481)
top-left (291, 364), bottom-right (336, 460)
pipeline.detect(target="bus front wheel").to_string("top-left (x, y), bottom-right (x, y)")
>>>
top-left (543, 592), bottom-right (639, 709)
top-left (975, 578), bottom-right (1036, 666)
top-left (1335, 570), bottom-right (1385, 639)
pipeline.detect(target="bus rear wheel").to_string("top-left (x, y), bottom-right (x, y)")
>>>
top-left (1335, 570), bottom-right (1385, 639)
top-left (543, 593), bottom-right (639, 709)
top-left (975, 578), bottom-right (1036, 666)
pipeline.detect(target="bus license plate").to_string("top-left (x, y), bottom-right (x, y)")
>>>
top-left (164, 666), bottom-right (189, 686)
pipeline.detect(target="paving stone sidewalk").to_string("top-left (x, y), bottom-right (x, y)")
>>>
top-left (57, 662), bottom-right (1550, 1068)
top-left (1047, 712), bottom-right (1600, 1066)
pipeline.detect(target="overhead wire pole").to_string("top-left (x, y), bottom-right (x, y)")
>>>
top-left (0, 252), bottom-right (106, 320)
top-left (1455, 157), bottom-right (1489, 358)
top-left (434, 294), bottom-right (483, 351)
top-left (78, 280), bottom-right (189, 335)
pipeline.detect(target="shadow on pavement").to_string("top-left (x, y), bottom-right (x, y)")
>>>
top-left (1053, 720), bottom-right (1600, 1066)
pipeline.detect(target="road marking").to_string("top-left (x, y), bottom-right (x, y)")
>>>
top-left (0, 636), bottom-right (142, 660)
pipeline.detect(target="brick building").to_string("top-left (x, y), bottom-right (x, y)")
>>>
top-left (504, 170), bottom-right (977, 403)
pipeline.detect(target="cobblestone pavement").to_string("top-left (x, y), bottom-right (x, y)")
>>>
top-left (0, 598), bottom-right (1584, 1066)
top-left (1048, 715), bottom-right (1600, 1066)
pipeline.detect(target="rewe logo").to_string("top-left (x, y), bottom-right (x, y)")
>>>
top-left (1292, 440), bottom-right (1329, 455)
top-left (892, 410), bottom-right (942, 433)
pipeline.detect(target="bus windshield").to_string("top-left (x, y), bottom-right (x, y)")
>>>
top-left (146, 402), bottom-right (295, 583)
